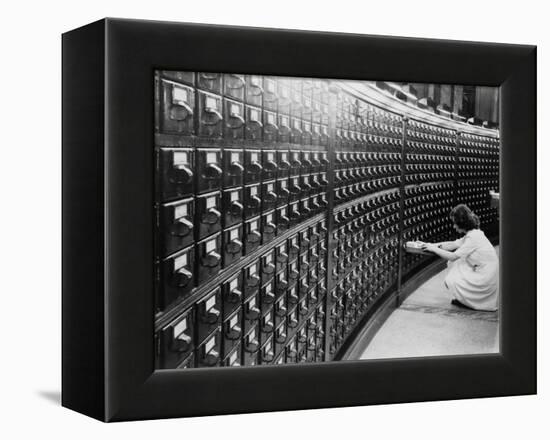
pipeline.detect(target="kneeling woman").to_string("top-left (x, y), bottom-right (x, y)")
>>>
top-left (421, 204), bottom-right (499, 311)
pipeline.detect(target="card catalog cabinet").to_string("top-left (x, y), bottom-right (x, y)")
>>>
top-left (154, 72), bottom-right (500, 368)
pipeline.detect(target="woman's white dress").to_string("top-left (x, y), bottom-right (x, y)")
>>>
top-left (444, 229), bottom-right (499, 311)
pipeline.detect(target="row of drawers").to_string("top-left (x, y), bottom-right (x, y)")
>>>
top-left (333, 208), bottom-right (400, 245)
top-left (334, 177), bottom-right (401, 205)
top-left (335, 165), bottom-right (401, 182)
top-left (156, 217), bottom-right (328, 313)
top-left (332, 190), bottom-right (400, 229)
top-left (335, 113), bottom-right (402, 134)
top-left (457, 170), bottom-right (499, 179)
top-left (333, 135), bottom-right (403, 151)
top-left (406, 143), bottom-right (456, 154)
top-left (406, 132), bottom-right (456, 145)
top-left (457, 184), bottom-right (499, 205)
top-left (158, 147), bottom-right (330, 202)
top-left (159, 77), bottom-right (331, 141)
top-left (155, 142), bottom-right (497, 206)
top-left (159, 142), bottom-right (483, 206)
top-left (458, 157), bottom-right (499, 166)
top-left (334, 150), bottom-right (401, 170)
top-left (403, 207), bottom-right (455, 229)
top-left (405, 164), bottom-right (455, 173)
top-left (404, 200), bottom-right (455, 217)
top-left (332, 136), bottom-right (497, 153)
top-left (407, 120), bottom-right (456, 138)
top-left (459, 148), bottom-right (499, 158)
top-left (160, 72), bottom-right (330, 109)
top-left (404, 171), bottom-right (455, 185)
top-left (406, 154), bottom-right (455, 164)
top-left (333, 211), bottom-right (399, 244)
top-left (335, 151), bottom-right (399, 167)
top-left (159, 80), bottom-right (335, 145)
top-left (336, 91), bottom-right (400, 129)
top-left (459, 137), bottom-right (500, 149)
top-left (405, 182), bottom-right (453, 198)
top-left (158, 187), bottom-right (328, 259)
top-left (159, 74), bottom-right (419, 142)
top-left (156, 265), bottom-right (328, 368)
top-left (162, 323), bottom-right (326, 368)
top-left (403, 185), bottom-right (455, 219)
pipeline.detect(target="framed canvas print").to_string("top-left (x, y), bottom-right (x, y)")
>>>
top-left (62, 18), bottom-right (536, 422)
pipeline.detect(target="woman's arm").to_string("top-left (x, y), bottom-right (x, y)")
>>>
top-left (422, 243), bottom-right (460, 261)
top-left (434, 241), bottom-right (461, 251)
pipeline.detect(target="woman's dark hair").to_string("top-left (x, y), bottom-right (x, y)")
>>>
top-left (450, 204), bottom-right (480, 231)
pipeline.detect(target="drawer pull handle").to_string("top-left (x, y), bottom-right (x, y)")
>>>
top-left (226, 75), bottom-right (245, 89)
top-left (172, 217), bottom-right (193, 237)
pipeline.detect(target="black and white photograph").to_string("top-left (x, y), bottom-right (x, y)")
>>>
top-left (0, 0), bottom-right (544, 434)
top-left (154, 73), bottom-right (501, 369)
top-left (0, 3), bottom-right (531, 430)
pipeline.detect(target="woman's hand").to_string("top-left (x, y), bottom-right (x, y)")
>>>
top-left (420, 242), bottom-right (460, 262)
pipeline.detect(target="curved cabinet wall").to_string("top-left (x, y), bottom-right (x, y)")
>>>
top-left (154, 72), bottom-right (500, 369)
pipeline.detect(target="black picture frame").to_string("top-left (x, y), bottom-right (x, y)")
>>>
top-left (62, 18), bottom-right (536, 422)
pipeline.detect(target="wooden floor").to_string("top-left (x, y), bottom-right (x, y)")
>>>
top-left (360, 248), bottom-right (499, 360)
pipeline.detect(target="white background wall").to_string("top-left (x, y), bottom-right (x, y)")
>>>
top-left (0, 0), bottom-right (546, 437)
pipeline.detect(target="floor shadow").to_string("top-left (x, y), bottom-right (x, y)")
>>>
top-left (37, 390), bottom-right (61, 405)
